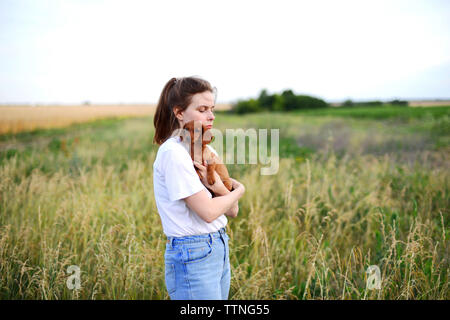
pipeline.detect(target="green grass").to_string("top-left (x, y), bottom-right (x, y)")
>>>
top-left (0, 109), bottom-right (448, 299)
top-left (293, 105), bottom-right (450, 120)
top-left (218, 105), bottom-right (450, 121)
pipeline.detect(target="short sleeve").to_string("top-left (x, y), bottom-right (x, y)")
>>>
top-left (160, 147), bottom-right (205, 201)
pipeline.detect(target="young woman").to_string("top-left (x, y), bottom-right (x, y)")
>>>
top-left (152, 76), bottom-right (246, 300)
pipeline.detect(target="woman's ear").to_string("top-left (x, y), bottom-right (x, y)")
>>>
top-left (173, 106), bottom-right (183, 122)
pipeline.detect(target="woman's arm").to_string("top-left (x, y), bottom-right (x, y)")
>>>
top-left (184, 181), bottom-right (244, 223)
top-left (186, 161), bottom-right (244, 222)
top-left (213, 180), bottom-right (239, 218)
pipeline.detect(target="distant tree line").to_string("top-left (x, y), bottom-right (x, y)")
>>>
top-left (342, 99), bottom-right (408, 107)
top-left (229, 89), bottom-right (410, 114)
top-left (231, 89), bottom-right (329, 114)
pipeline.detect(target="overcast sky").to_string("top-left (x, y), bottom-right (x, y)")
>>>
top-left (1, 0), bottom-right (449, 104)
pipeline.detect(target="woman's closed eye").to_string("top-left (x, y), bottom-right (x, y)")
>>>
top-left (198, 107), bottom-right (214, 113)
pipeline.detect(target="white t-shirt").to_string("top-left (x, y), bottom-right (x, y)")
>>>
top-left (153, 135), bottom-right (227, 237)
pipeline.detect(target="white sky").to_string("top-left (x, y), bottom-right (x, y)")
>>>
top-left (1, 0), bottom-right (449, 104)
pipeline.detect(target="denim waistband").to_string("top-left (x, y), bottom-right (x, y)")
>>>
top-left (166, 227), bottom-right (226, 246)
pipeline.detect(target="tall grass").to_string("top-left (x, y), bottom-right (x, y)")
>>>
top-left (0, 110), bottom-right (448, 299)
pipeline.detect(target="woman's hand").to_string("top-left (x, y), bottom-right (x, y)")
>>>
top-left (229, 177), bottom-right (245, 192)
top-left (193, 161), bottom-right (228, 195)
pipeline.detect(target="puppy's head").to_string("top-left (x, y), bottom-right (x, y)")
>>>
top-left (180, 120), bottom-right (213, 145)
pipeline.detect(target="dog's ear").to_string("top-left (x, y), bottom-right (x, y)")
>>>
top-left (179, 128), bottom-right (187, 142)
top-left (190, 121), bottom-right (202, 141)
top-left (184, 120), bottom-right (194, 130)
top-left (180, 122), bottom-right (193, 142)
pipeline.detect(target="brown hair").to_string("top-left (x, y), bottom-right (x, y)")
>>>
top-left (153, 76), bottom-right (216, 145)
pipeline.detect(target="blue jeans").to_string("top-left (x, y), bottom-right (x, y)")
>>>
top-left (164, 227), bottom-right (231, 300)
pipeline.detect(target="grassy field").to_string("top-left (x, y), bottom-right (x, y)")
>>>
top-left (0, 106), bottom-right (448, 299)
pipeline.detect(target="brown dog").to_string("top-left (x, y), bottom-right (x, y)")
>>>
top-left (180, 120), bottom-right (233, 193)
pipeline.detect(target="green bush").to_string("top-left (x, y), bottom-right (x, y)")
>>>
top-left (390, 99), bottom-right (409, 106)
top-left (296, 95), bottom-right (328, 109)
top-left (340, 100), bottom-right (384, 108)
top-left (231, 89), bottom-right (328, 113)
top-left (232, 98), bottom-right (261, 114)
top-left (272, 94), bottom-right (285, 112)
top-left (355, 100), bottom-right (383, 107)
top-left (343, 99), bottom-right (354, 107)
top-left (258, 89), bottom-right (275, 111)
